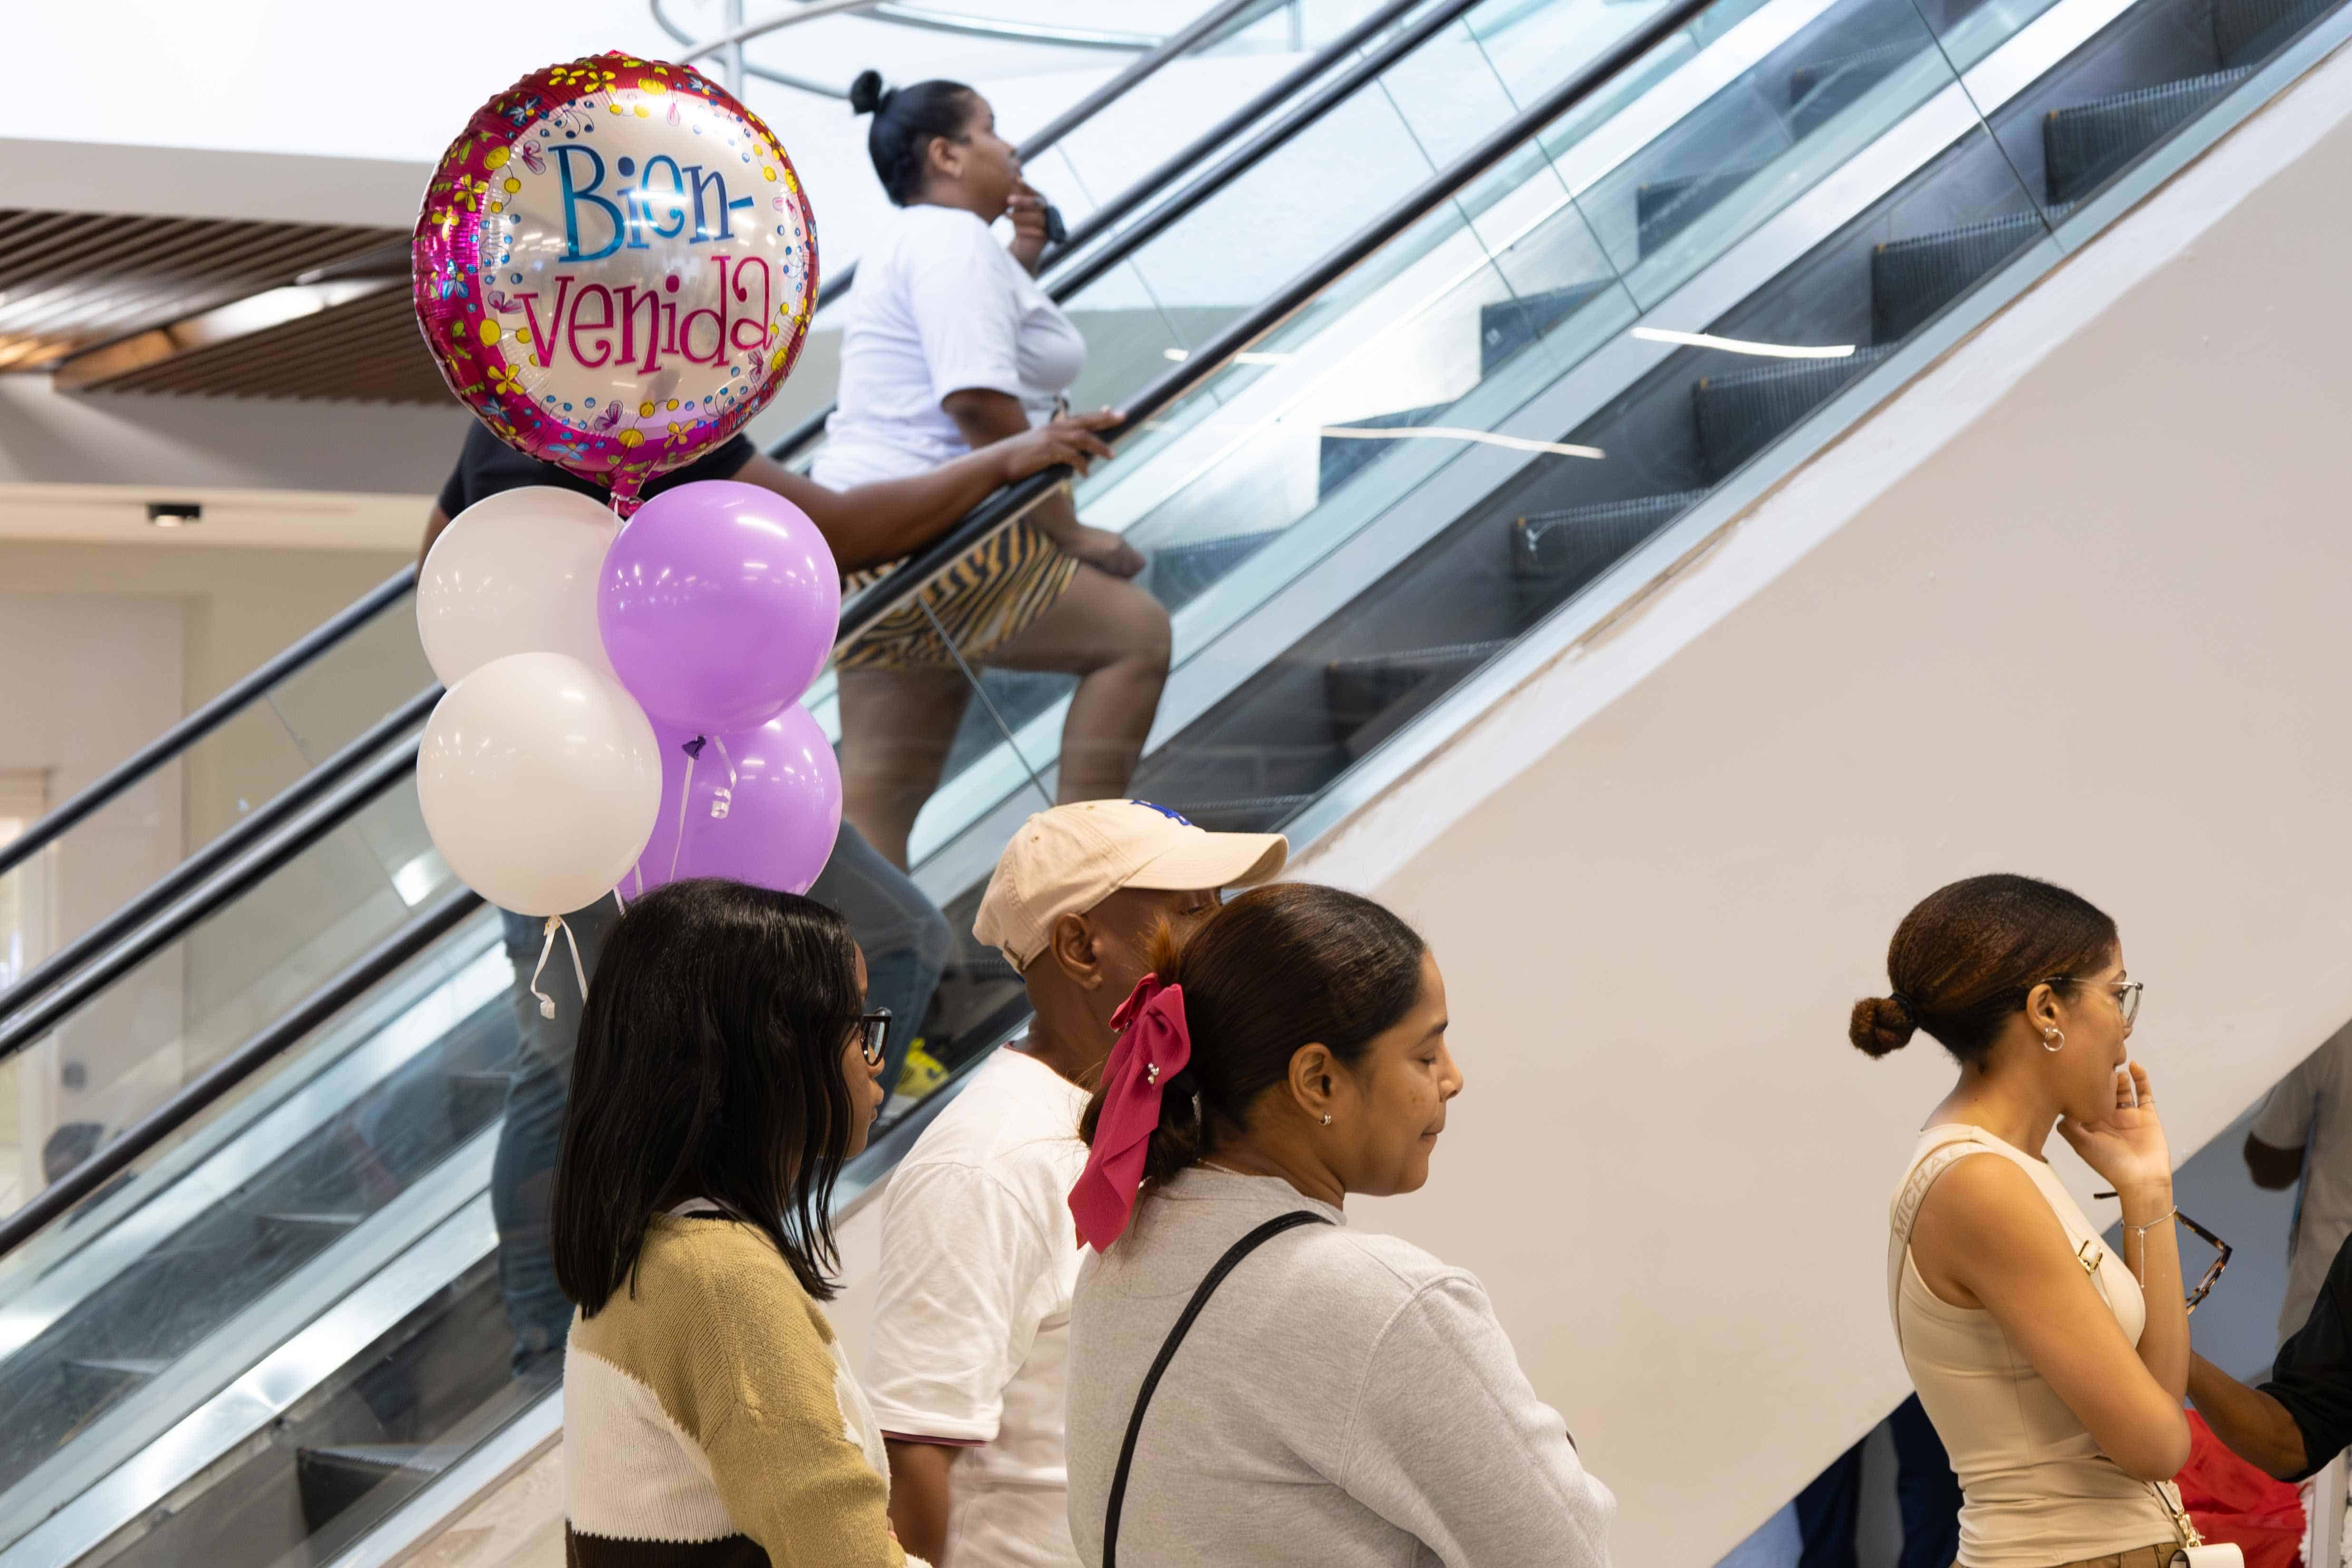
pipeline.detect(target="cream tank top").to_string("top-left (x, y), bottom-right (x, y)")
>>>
top-left (1888, 1125), bottom-right (2178, 1568)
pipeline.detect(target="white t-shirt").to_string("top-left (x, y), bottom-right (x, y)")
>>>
top-left (865, 1045), bottom-right (1090, 1568)
top-left (815, 204), bottom-right (1087, 489)
top-left (2253, 1019), bottom-right (2352, 1345)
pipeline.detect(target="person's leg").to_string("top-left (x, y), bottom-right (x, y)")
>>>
top-left (804, 822), bottom-right (951, 1097)
top-left (980, 564), bottom-right (1171, 803)
top-left (1889, 1394), bottom-right (1962, 1568)
top-left (1794, 1441), bottom-right (1864, 1568)
top-left (836, 666), bottom-right (974, 869)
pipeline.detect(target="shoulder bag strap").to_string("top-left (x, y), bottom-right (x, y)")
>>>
top-left (1103, 1210), bottom-right (1333, 1568)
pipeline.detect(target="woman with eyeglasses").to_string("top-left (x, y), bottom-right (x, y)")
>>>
top-left (1858, 873), bottom-right (2197, 1568)
top-left (550, 879), bottom-right (922, 1566)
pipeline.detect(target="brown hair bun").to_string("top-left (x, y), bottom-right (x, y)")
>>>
top-left (1849, 996), bottom-right (1916, 1057)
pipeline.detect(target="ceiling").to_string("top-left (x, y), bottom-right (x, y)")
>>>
top-left (1, 207), bottom-right (451, 403)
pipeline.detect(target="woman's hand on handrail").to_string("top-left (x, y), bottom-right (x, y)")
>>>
top-left (994, 407), bottom-right (1121, 482)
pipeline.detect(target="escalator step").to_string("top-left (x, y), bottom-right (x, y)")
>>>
top-left (1319, 405), bottom-right (1451, 497)
top-left (1325, 640), bottom-right (1511, 743)
top-left (1692, 346), bottom-right (1895, 483)
top-left (1635, 165), bottom-right (1768, 261)
top-left (1510, 492), bottom-right (1707, 613)
top-left (1871, 208), bottom-right (2068, 344)
top-left (1479, 281), bottom-right (1613, 377)
top-left (1146, 529), bottom-right (1286, 613)
top-left (444, 1069), bottom-right (511, 1132)
top-left (296, 1442), bottom-right (434, 1535)
top-left (2043, 68), bottom-right (2254, 206)
top-left (1787, 39), bottom-right (1922, 138)
top-left (2215, 0), bottom-right (2332, 64)
top-left (254, 1211), bottom-right (365, 1250)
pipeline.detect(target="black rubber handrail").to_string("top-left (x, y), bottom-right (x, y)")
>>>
top-left (0, 687), bottom-right (441, 1022)
top-left (764, 0), bottom-right (1463, 466)
top-left (0, 740), bottom-right (422, 1064)
top-left (0, 568), bottom-right (417, 881)
top-left (838, 0), bottom-right (1720, 648)
top-left (0, 885), bottom-right (483, 1259)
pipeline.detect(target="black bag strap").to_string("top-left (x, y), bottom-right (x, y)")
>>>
top-left (1103, 1210), bottom-right (1332, 1568)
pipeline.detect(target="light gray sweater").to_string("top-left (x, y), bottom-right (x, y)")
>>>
top-left (1065, 1167), bottom-right (1616, 1568)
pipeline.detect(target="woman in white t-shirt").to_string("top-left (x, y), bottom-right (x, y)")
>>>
top-left (818, 74), bottom-right (1171, 869)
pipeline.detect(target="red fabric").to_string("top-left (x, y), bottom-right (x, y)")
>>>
top-left (2177, 1410), bottom-right (2306, 1568)
top-left (1068, 975), bottom-right (1190, 1252)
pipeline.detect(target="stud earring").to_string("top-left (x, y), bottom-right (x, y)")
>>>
top-left (2043, 1028), bottom-right (2066, 1054)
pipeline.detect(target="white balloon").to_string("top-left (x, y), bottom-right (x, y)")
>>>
top-left (417, 651), bottom-right (660, 917)
top-left (418, 486), bottom-right (618, 688)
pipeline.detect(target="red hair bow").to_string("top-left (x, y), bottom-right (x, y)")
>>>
top-left (1069, 973), bottom-right (1191, 1252)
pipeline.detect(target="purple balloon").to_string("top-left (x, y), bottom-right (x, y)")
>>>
top-left (599, 480), bottom-right (842, 731)
top-left (629, 708), bottom-right (843, 898)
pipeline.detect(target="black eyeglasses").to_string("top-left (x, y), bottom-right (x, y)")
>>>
top-left (2096, 1192), bottom-right (2232, 1312)
top-left (856, 1008), bottom-right (893, 1069)
top-left (2045, 976), bottom-right (2145, 1028)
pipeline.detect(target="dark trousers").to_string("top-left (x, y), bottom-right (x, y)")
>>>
top-left (488, 823), bottom-right (951, 1371)
top-left (1795, 1396), bottom-right (1963, 1568)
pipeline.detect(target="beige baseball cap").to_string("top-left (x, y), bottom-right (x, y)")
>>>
top-left (973, 800), bottom-right (1287, 971)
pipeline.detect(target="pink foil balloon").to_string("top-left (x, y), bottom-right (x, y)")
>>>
top-left (413, 51), bottom-right (818, 513)
top-left (630, 710), bottom-right (842, 898)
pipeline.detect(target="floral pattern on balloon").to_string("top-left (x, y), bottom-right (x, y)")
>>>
top-left (413, 51), bottom-right (818, 512)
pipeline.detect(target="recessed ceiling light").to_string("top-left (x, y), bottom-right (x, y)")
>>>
top-left (146, 501), bottom-right (203, 528)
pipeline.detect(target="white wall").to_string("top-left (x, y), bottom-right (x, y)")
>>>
top-left (1276, 39), bottom-right (2352, 1566)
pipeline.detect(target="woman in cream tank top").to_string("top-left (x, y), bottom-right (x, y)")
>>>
top-left (1856, 875), bottom-right (2194, 1568)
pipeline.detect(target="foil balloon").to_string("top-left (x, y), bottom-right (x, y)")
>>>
top-left (413, 51), bottom-right (818, 512)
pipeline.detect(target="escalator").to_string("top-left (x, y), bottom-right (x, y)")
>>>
top-left (2, 0), bottom-right (2347, 1558)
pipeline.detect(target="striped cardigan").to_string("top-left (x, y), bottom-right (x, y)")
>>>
top-left (564, 1214), bottom-right (929, 1568)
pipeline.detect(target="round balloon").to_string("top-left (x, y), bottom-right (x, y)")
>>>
top-left (630, 707), bottom-right (842, 898)
top-left (417, 485), bottom-right (618, 687)
top-left (413, 51), bottom-right (819, 511)
top-left (599, 479), bottom-right (841, 731)
top-left (416, 651), bottom-right (662, 917)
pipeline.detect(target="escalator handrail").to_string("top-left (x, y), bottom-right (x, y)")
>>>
top-left (742, 0), bottom-right (1281, 330)
top-left (0, 885), bottom-right (483, 1261)
top-left (0, 687), bottom-right (443, 1023)
top-left (0, 739), bottom-right (423, 1065)
top-left (0, 568), bottom-right (417, 881)
top-left (839, 0), bottom-right (1721, 648)
top-left (761, 0), bottom-right (1468, 466)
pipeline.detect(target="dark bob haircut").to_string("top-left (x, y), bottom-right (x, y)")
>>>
top-left (551, 879), bottom-right (864, 1314)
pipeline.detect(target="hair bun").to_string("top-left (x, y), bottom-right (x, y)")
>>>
top-left (848, 69), bottom-right (887, 116)
top-left (1849, 995), bottom-right (1917, 1058)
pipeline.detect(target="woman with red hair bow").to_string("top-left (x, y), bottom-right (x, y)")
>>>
top-left (1063, 882), bottom-right (1616, 1568)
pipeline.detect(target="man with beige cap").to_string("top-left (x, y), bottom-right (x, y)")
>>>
top-left (866, 801), bottom-right (1286, 1568)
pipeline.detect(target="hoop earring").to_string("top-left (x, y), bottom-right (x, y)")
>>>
top-left (1320, 1114), bottom-right (1332, 1126)
top-left (2043, 1028), bottom-right (2065, 1054)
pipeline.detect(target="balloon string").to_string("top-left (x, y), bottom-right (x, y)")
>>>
top-left (709, 735), bottom-right (740, 790)
top-left (611, 884), bottom-right (629, 917)
top-left (526, 914), bottom-right (589, 1020)
top-left (667, 746), bottom-right (697, 884)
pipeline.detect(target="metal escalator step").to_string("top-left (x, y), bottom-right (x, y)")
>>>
top-left (2216, 0), bottom-right (2332, 64)
top-left (254, 1211), bottom-right (365, 1249)
top-left (1325, 640), bottom-right (1511, 744)
top-left (1870, 208), bottom-right (2068, 344)
top-left (1787, 39), bottom-right (1922, 137)
top-left (1146, 529), bottom-right (1286, 613)
top-left (1318, 404), bottom-right (1452, 497)
top-left (1692, 346), bottom-right (1896, 484)
top-left (1510, 492), bottom-right (1706, 617)
top-left (444, 1069), bottom-right (511, 1133)
top-left (2043, 68), bottom-right (2255, 206)
top-left (296, 1442), bottom-right (437, 1534)
top-left (1479, 281), bottom-right (1612, 377)
top-left (1636, 165), bottom-right (1769, 260)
